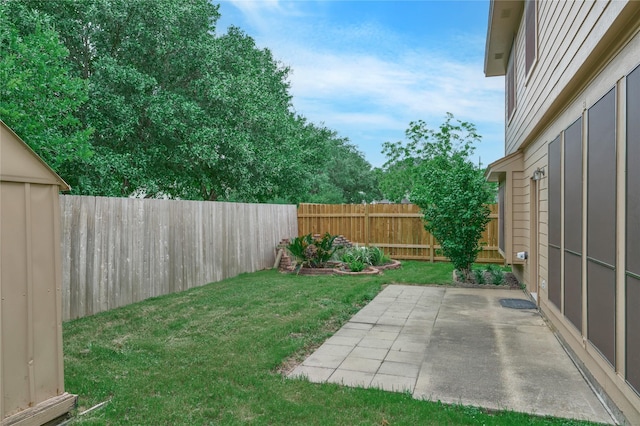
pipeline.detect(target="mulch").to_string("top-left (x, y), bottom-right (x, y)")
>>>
top-left (452, 271), bottom-right (521, 290)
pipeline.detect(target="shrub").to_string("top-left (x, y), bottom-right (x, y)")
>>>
top-left (347, 260), bottom-right (365, 272)
top-left (287, 233), bottom-right (342, 268)
top-left (287, 235), bottom-right (309, 264)
top-left (381, 114), bottom-right (495, 282)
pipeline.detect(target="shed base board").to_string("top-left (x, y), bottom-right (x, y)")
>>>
top-left (2, 393), bottom-right (77, 426)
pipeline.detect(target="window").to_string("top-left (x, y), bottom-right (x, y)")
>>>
top-left (506, 50), bottom-right (516, 120)
top-left (564, 118), bottom-right (582, 331)
top-left (626, 64), bottom-right (640, 393)
top-left (587, 88), bottom-right (616, 367)
top-left (525, 0), bottom-right (538, 78)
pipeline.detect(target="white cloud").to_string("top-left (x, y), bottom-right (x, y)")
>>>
top-left (288, 47), bottom-right (504, 126)
top-left (218, 0), bottom-right (506, 167)
top-left (221, 0), bottom-right (310, 32)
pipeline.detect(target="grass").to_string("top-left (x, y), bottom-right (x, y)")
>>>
top-left (64, 261), bottom-right (598, 425)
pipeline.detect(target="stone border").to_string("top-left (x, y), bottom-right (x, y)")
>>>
top-left (374, 259), bottom-right (402, 271)
top-left (293, 259), bottom-right (402, 276)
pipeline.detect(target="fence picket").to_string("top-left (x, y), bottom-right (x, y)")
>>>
top-left (297, 203), bottom-right (502, 263)
top-left (60, 195), bottom-right (297, 320)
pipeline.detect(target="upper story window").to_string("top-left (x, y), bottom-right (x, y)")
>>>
top-left (525, 0), bottom-right (538, 79)
top-left (507, 49), bottom-right (516, 121)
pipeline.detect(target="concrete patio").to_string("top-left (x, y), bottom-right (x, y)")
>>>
top-left (289, 285), bottom-right (615, 424)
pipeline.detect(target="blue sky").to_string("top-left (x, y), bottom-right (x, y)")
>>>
top-left (215, 0), bottom-right (505, 168)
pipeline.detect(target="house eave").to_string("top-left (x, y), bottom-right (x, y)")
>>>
top-left (485, 150), bottom-right (524, 182)
top-left (484, 0), bottom-right (524, 77)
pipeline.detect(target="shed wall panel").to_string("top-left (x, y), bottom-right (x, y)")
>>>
top-left (30, 185), bottom-right (61, 402)
top-left (1, 183), bottom-right (30, 416)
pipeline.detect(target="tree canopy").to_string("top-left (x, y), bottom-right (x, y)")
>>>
top-left (1, 0), bottom-right (379, 203)
top-left (0, 5), bottom-right (92, 176)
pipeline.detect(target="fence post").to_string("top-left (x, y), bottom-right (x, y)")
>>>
top-left (364, 203), bottom-right (370, 247)
top-left (429, 233), bottom-right (435, 263)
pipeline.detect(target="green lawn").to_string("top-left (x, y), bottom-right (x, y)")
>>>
top-left (63, 261), bottom-right (598, 425)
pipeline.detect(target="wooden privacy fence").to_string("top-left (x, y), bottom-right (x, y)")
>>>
top-left (60, 195), bottom-right (297, 320)
top-left (297, 203), bottom-right (502, 263)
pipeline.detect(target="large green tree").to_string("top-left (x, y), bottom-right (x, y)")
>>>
top-left (381, 114), bottom-right (495, 279)
top-left (0, 5), bottom-right (92, 177)
top-left (306, 137), bottom-right (382, 204)
top-left (3, 0), bottom-right (376, 203)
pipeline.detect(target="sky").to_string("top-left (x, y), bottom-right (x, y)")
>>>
top-left (214, 0), bottom-right (506, 169)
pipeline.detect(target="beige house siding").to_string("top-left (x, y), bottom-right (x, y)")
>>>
top-left (511, 170), bottom-right (528, 259)
top-left (506, 0), bottom-right (633, 155)
top-left (486, 1), bottom-right (640, 423)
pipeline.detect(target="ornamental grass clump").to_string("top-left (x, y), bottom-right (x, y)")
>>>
top-left (339, 246), bottom-right (390, 269)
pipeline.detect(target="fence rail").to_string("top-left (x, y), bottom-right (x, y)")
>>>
top-left (297, 203), bottom-right (502, 263)
top-left (60, 195), bottom-right (297, 320)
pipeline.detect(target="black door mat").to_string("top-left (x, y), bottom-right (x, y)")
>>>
top-left (499, 298), bottom-right (537, 309)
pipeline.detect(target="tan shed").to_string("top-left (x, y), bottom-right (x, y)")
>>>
top-left (1, 121), bottom-right (76, 425)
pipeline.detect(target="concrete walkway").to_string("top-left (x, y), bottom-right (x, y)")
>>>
top-left (289, 285), bottom-right (614, 424)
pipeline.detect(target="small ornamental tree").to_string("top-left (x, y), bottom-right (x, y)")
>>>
top-left (381, 114), bottom-right (495, 281)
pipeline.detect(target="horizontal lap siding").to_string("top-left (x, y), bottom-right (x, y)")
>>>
top-left (510, 7), bottom-right (640, 419)
top-left (507, 0), bottom-right (618, 155)
top-left (511, 170), bottom-right (528, 259)
top-left (60, 196), bottom-right (297, 320)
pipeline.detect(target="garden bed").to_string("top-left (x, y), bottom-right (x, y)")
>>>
top-left (452, 269), bottom-right (521, 289)
top-left (294, 259), bottom-right (402, 276)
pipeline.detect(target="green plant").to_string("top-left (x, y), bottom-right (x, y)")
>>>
top-left (340, 251), bottom-right (354, 264)
top-left (381, 114), bottom-right (495, 282)
top-left (485, 264), bottom-right (505, 285)
top-left (367, 246), bottom-right (386, 266)
top-left (312, 233), bottom-right (340, 265)
top-left (340, 245), bottom-right (389, 267)
top-left (348, 260), bottom-right (366, 272)
top-left (472, 268), bottom-right (486, 284)
top-left (341, 246), bottom-right (366, 264)
top-left (287, 235), bottom-right (311, 263)
top-left (287, 233), bottom-right (342, 268)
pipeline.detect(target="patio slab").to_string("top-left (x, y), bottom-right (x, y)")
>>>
top-left (289, 285), bottom-right (615, 424)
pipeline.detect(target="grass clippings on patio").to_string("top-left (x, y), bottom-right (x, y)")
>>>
top-left (63, 261), bottom-right (601, 425)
